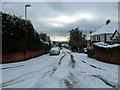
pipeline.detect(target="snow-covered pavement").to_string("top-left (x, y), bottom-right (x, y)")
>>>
top-left (1, 48), bottom-right (119, 88)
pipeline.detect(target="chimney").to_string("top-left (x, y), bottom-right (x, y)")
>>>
top-left (106, 19), bottom-right (111, 25)
top-left (90, 31), bottom-right (92, 34)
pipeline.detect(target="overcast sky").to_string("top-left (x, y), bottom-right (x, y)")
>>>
top-left (2, 1), bottom-right (118, 41)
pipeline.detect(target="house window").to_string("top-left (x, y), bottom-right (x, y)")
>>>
top-left (97, 35), bottom-right (100, 41)
top-left (91, 36), bottom-right (94, 41)
top-left (93, 36), bottom-right (95, 41)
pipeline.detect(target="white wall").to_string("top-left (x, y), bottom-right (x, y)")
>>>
top-left (91, 33), bottom-right (113, 42)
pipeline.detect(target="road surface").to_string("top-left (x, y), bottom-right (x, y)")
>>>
top-left (1, 48), bottom-right (119, 88)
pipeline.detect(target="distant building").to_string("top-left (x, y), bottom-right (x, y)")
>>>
top-left (90, 20), bottom-right (119, 43)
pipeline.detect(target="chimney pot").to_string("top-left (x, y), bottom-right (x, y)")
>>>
top-left (106, 19), bottom-right (111, 25)
top-left (90, 31), bottom-right (92, 34)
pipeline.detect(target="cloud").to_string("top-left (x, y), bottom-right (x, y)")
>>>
top-left (2, 2), bottom-right (118, 41)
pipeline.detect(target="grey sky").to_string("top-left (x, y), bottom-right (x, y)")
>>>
top-left (2, 2), bottom-right (118, 41)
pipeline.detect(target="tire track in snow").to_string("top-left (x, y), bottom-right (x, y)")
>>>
top-left (2, 76), bottom-right (35, 87)
top-left (63, 79), bottom-right (73, 88)
top-left (92, 75), bottom-right (117, 88)
top-left (2, 70), bottom-right (39, 87)
top-left (61, 72), bottom-right (79, 88)
top-left (50, 50), bottom-right (67, 77)
top-left (2, 49), bottom-right (73, 88)
top-left (67, 72), bottom-right (80, 88)
top-left (58, 53), bottom-right (66, 65)
top-left (57, 50), bottom-right (78, 88)
top-left (50, 68), bottom-right (57, 77)
top-left (32, 49), bottom-right (73, 88)
top-left (47, 49), bottom-right (76, 88)
top-left (70, 55), bottom-right (76, 68)
top-left (2, 65), bottom-right (24, 70)
top-left (67, 52), bottom-right (76, 68)
top-left (81, 60), bottom-right (104, 70)
top-left (41, 50), bottom-right (67, 78)
top-left (2, 57), bottom-right (57, 88)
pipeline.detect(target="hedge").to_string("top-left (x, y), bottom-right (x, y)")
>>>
top-left (2, 12), bottom-right (51, 55)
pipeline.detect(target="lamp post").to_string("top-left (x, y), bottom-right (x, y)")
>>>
top-left (25, 4), bottom-right (31, 20)
top-left (24, 4), bottom-right (31, 58)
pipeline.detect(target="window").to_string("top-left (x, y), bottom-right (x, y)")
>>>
top-left (93, 36), bottom-right (95, 41)
top-left (97, 35), bottom-right (100, 41)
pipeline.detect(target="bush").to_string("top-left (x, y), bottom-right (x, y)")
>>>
top-left (2, 12), bottom-right (51, 55)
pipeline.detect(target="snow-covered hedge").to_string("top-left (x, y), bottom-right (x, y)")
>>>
top-left (93, 42), bottom-right (120, 54)
top-left (93, 42), bottom-right (120, 48)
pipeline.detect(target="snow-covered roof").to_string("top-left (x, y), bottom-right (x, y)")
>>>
top-left (40, 39), bottom-right (50, 45)
top-left (91, 22), bottom-right (118, 36)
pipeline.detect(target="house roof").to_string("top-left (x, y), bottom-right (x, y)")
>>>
top-left (111, 30), bottom-right (120, 40)
top-left (91, 22), bottom-right (118, 36)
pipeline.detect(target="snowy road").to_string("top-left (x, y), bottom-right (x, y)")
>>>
top-left (1, 48), bottom-right (119, 88)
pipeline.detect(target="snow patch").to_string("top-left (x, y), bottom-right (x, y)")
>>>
top-left (93, 42), bottom-right (120, 48)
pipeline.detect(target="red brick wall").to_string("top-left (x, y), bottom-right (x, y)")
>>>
top-left (28, 50), bottom-right (47, 58)
top-left (95, 51), bottom-right (120, 65)
top-left (2, 50), bottom-right (47, 63)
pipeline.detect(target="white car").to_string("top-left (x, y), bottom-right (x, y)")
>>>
top-left (83, 48), bottom-right (87, 52)
top-left (50, 47), bottom-right (60, 55)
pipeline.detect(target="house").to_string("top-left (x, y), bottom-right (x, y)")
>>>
top-left (111, 30), bottom-right (120, 43)
top-left (91, 20), bottom-right (119, 43)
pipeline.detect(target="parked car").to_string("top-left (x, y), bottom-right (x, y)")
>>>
top-left (50, 47), bottom-right (60, 55)
top-left (83, 48), bottom-right (88, 54)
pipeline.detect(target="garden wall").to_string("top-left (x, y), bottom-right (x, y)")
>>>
top-left (93, 44), bottom-right (120, 65)
top-left (95, 51), bottom-right (120, 64)
top-left (2, 50), bottom-right (47, 63)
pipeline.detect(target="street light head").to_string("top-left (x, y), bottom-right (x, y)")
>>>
top-left (25, 4), bottom-right (31, 7)
top-left (25, 4), bottom-right (31, 20)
